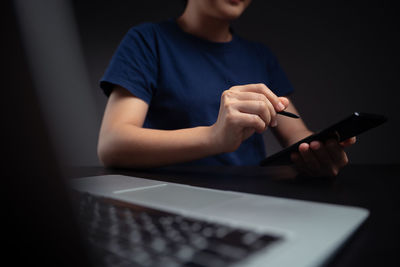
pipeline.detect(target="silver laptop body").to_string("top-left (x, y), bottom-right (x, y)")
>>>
top-left (71, 174), bottom-right (368, 267)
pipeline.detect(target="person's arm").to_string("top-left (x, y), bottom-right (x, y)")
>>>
top-left (271, 98), bottom-right (356, 177)
top-left (270, 100), bottom-right (312, 147)
top-left (98, 86), bottom-right (217, 168)
top-left (98, 84), bottom-right (288, 168)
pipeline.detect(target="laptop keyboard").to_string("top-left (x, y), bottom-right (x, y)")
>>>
top-left (76, 193), bottom-right (282, 267)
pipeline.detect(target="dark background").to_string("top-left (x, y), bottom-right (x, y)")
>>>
top-left (71, 0), bottom-right (399, 164)
top-left (5, 2), bottom-right (399, 266)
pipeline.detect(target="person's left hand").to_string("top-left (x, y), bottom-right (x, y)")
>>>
top-left (290, 137), bottom-right (356, 177)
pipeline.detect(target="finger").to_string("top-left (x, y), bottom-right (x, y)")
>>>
top-left (235, 112), bottom-right (266, 133)
top-left (234, 84), bottom-right (285, 112)
top-left (232, 100), bottom-right (273, 128)
top-left (265, 99), bottom-right (277, 127)
top-left (326, 139), bottom-right (349, 168)
top-left (235, 91), bottom-right (288, 113)
top-left (235, 91), bottom-right (268, 102)
top-left (235, 92), bottom-right (277, 127)
top-left (310, 141), bottom-right (339, 177)
top-left (298, 143), bottom-right (321, 176)
top-left (340, 136), bottom-right (357, 147)
top-left (222, 90), bottom-right (268, 103)
top-left (279, 97), bottom-right (290, 108)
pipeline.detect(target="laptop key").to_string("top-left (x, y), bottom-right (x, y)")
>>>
top-left (76, 193), bottom-right (283, 267)
top-left (173, 244), bottom-right (195, 262)
top-left (152, 256), bottom-right (182, 267)
top-left (206, 240), bottom-right (249, 260)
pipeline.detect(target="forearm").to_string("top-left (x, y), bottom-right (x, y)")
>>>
top-left (98, 124), bottom-right (218, 168)
top-left (283, 129), bottom-right (314, 146)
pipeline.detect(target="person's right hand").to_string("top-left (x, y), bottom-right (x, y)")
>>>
top-left (211, 83), bottom-right (289, 153)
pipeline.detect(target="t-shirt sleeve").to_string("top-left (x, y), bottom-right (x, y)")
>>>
top-left (100, 25), bottom-right (158, 103)
top-left (263, 46), bottom-right (294, 96)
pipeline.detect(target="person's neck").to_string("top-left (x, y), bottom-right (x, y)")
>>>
top-left (177, 9), bottom-right (232, 43)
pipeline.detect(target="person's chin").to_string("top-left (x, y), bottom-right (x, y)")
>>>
top-left (218, 7), bottom-right (245, 20)
top-left (213, 0), bottom-right (248, 21)
top-left (225, 0), bottom-right (246, 6)
top-left (222, 12), bottom-right (243, 21)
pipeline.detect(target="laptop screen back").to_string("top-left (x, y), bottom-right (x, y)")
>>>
top-left (5, 1), bottom-right (92, 266)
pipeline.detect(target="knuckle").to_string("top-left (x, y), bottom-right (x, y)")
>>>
top-left (258, 118), bottom-right (265, 127)
top-left (254, 83), bottom-right (267, 93)
top-left (257, 100), bottom-right (267, 111)
top-left (257, 83), bottom-right (268, 90)
top-left (264, 98), bottom-right (274, 110)
top-left (254, 117), bottom-right (265, 131)
top-left (251, 115), bottom-right (261, 125)
top-left (222, 90), bottom-right (232, 99)
top-left (230, 85), bottom-right (240, 91)
top-left (265, 111), bottom-right (271, 124)
top-left (223, 101), bottom-right (232, 110)
top-left (261, 85), bottom-right (269, 95)
top-left (249, 114), bottom-right (258, 124)
top-left (223, 90), bottom-right (239, 101)
top-left (269, 104), bottom-right (276, 116)
top-left (223, 100), bottom-right (236, 112)
top-left (259, 94), bottom-right (268, 102)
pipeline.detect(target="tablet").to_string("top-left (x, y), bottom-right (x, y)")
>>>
top-left (259, 112), bottom-right (387, 166)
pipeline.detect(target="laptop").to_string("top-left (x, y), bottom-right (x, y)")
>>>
top-left (70, 174), bottom-right (368, 267)
top-left (10, 1), bottom-right (368, 266)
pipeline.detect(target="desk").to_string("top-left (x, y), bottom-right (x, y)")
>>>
top-left (67, 164), bottom-right (400, 267)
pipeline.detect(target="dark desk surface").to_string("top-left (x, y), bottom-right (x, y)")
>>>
top-left (67, 164), bottom-right (400, 267)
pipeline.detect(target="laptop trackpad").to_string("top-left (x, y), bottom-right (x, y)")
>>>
top-left (70, 175), bottom-right (166, 195)
top-left (114, 184), bottom-right (242, 211)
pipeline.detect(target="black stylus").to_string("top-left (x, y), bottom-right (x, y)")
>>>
top-left (277, 110), bottom-right (300, 118)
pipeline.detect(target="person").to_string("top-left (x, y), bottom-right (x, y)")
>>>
top-left (97, 0), bottom-right (356, 177)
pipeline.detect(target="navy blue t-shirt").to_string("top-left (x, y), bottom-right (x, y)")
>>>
top-left (100, 19), bottom-right (294, 166)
